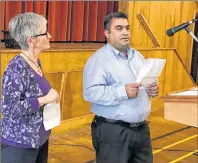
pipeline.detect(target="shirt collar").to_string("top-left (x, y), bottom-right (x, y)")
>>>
top-left (107, 43), bottom-right (120, 56)
top-left (106, 42), bottom-right (135, 60)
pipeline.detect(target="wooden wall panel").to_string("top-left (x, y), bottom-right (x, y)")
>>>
top-left (1, 48), bottom-right (195, 120)
top-left (39, 51), bottom-right (93, 73)
top-left (40, 51), bottom-right (68, 73)
top-left (129, 1), bottom-right (152, 47)
top-left (61, 71), bottom-right (90, 120)
top-left (164, 2), bottom-right (182, 48)
top-left (176, 1), bottom-right (196, 72)
top-left (124, 1), bottom-right (197, 73)
top-left (44, 73), bottom-right (62, 96)
top-left (163, 50), bottom-right (176, 94)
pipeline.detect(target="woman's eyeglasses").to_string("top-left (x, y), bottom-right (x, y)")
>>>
top-left (33, 31), bottom-right (48, 38)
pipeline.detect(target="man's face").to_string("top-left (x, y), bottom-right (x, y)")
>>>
top-left (105, 18), bottom-right (130, 51)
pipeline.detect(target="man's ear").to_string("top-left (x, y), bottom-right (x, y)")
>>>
top-left (104, 29), bottom-right (110, 39)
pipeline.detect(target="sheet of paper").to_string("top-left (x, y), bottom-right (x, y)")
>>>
top-left (136, 58), bottom-right (166, 86)
top-left (43, 102), bottom-right (61, 131)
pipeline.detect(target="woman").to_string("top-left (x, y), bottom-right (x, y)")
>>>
top-left (1, 12), bottom-right (59, 163)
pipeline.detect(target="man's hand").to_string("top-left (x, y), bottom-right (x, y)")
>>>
top-left (125, 83), bottom-right (142, 99)
top-left (147, 82), bottom-right (159, 98)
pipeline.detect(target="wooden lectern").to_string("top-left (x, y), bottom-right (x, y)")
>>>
top-left (163, 86), bottom-right (198, 127)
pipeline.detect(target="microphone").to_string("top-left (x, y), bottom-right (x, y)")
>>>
top-left (166, 18), bottom-right (198, 36)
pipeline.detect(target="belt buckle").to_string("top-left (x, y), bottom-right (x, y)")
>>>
top-left (129, 123), bottom-right (138, 128)
top-left (129, 121), bottom-right (145, 128)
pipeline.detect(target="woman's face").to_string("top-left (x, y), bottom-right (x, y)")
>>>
top-left (33, 23), bottom-right (51, 51)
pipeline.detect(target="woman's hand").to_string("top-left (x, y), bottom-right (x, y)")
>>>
top-left (38, 89), bottom-right (59, 106)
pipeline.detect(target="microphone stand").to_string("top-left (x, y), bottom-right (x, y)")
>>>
top-left (185, 27), bottom-right (198, 43)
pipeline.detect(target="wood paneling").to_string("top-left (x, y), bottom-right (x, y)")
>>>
top-left (1, 47), bottom-right (195, 124)
top-left (123, 1), bottom-right (197, 72)
top-left (60, 71), bottom-right (90, 120)
top-left (176, 2), bottom-right (196, 72)
top-left (131, 1), bottom-right (152, 47)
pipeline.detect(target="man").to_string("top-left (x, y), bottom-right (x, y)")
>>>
top-left (83, 12), bottom-right (158, 163)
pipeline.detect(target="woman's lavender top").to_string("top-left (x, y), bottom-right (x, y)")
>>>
top-left (1, 55), bottom-right (51, 148)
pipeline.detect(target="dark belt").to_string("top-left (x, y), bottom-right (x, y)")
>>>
top-left (95, 116), bottom-right (148, 128)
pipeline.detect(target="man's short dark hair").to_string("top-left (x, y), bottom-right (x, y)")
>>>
top-left (104, 12), bottom-right (128, 31)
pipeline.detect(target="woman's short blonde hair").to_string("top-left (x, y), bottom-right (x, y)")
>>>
top-left (9, 12), bottom-right (47, 50)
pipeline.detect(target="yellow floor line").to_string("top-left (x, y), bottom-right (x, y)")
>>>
top-left (169, 149), bottom-right (198, 163)
top-left (153, 134), bottom-right (198, 154)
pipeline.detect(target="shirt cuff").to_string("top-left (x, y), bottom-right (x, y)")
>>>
top-left (116, 85), bottom-right (128, 101)
top-left (28, 98), bottom-right (40, 112)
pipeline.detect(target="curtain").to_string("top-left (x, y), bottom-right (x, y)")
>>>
top-left (23, 1), bottom-right (46, 16)
top-left (0, 1), bottom-right (5, 39)
top-left (1, 1), bottom-right (118, 42)
top-left (5, 1), bottom-right (22, 30)
top-left (48, 1), bottom-right (69, 41)
top-left (47, 1), bottom-right (118, 42)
